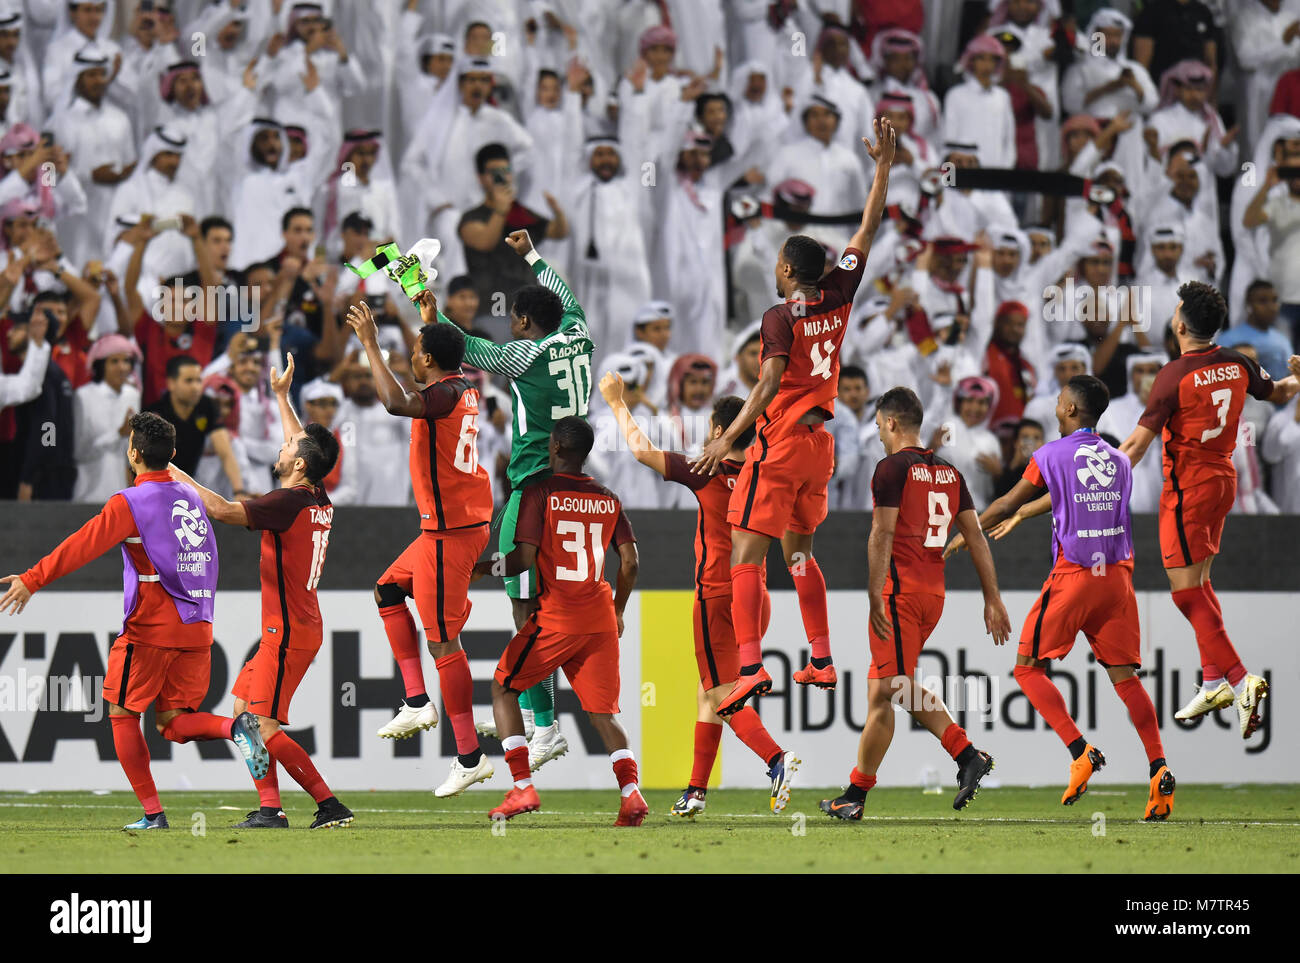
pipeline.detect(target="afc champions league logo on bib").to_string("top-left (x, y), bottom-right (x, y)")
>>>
top-left (1073, 443), bottom-right (1118, 490)
top-left (171, 499), bottom-right (208, 548)
top-left (838, 253), bottom-right (858, 271)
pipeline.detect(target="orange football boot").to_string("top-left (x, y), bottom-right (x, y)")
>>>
top-left (615, 788), bottom-right (649, 827)
top-left (793, 662), bottom-right (838, 690)
top-left (489, 785), bottom-right (541, 821)
top-left (1061, 744), bottom-right (1106, 805)
top-left (716, 667), bottom-right (773, 717)
top-left (1144, 766), bottom-right (1176, 821)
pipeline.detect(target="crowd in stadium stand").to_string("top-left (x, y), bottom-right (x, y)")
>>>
top-left (2, 0), bottom-right (1300, 513)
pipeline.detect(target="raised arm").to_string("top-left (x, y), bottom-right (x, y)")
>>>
top-left (848, 117), bottom-right (896, 255)
top-left (599, 371), bottom-right (667, 477)
top-left (344, 300), bottom-right (425, 418)
top-left (506, 229), bottom-right (587, 331)
top-left (168, 462), bottom-right (249, 526)
top-left (269, 353), bottom-right (304, 442)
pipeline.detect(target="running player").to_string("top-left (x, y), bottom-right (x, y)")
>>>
top-left (1118, 282), bottom-right (1300, 737)
top-left (952, 375), bottom-right (1176, 819)
top-left (473, 417), bottom-right (645, 825)
top-left (692, 118), bottom-right (896, 716)
top-left (0, 412), bottom-right (267, 830)
top-left (414, 229), bottom-right (591, 770)
top-left (345, 301), bottom-right (495, 797)
top-left (169, 354), bottom-right (354, 829)
top-left (820, 387), bottom-right (1008, 821)
top-left (599, 372), bottom-right (799, 816)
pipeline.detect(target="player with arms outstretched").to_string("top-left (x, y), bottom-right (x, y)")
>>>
top-left (692, 118), bottom-right (896, 716)
top-left (473, 418), bottom-right (645, 826)
top-left (953, 375), bottom-right (1176, 819)
top-left (821, 388), bottom-right (1008, 820)
top-left (414, 229), bottom-right (591, 769)
top-left (599, 372), bottom-right (799, 815)
top-left (0, 413), bottom-right (267, 830)
top-left (345, 301), bottom-right (496, 797)
top-left (1118, 282), bottom-right (1300, 737)
top-left (170, 355), bottom-right (355, 829)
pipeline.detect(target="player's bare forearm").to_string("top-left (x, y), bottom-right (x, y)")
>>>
top-left (956, 510), bottom-right (1002, 600)
top-left (492, 543), bottom-right (536, 578)
top-left (1269, 375), bottom-right (1299, 405)
top-left (1015, 492), bottom-right (1052, 521)
top-left (361, 336), bottom-right (424, 418)
top-left (849, 156), bottom-right (892, 253)
top-left (866, 509), bottom-right (896, 603)
top-left (729, 358), bottom-right (783, 444)
top-left (609, 397), bottom-right (667, 477)
top-left (209, 429), bottom-right (245, 495)
top-left (614, 542), bottom-right (639, 617)
top-left (276, 390), bottom-right (304, 442)
top-left (1119, 426), bottom-right (1156, 467)
top-left (168, 463), bottom-right (247, 526)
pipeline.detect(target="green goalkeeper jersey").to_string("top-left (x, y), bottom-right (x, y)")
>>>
top-left (438, 254), bottom-right (593, 488)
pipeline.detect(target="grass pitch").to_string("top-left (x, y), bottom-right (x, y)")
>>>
top-left (2, 785), bottom-right (1297, 874)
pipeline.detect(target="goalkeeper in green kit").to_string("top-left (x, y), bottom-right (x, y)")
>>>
top-left (413, 229), bottom-right (592, 770)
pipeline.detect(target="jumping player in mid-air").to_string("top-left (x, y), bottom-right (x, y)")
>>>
top-left (821, 387), bottom-right (1007, 821)
top-left (599, 372), bottom-right (799, 815)
top-left (346, 300), bottom-right (496, 798)
top-left (170, 354), bottom-right (355, 829)
top-left (692, 117), bottom-right (896, 717)
top-left (473, 418), bottom-right (645, 826)
top-left (1118, 282), bottom-right (1299, 738)
top-left (951, 375), bottom-right (1176, 820)
top-left (416, 228), bottom-right (592, 772)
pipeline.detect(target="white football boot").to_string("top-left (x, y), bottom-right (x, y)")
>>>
top-left (433, 755), bottom-right (495, 797)
top-left (1235, 675), bottom-right (1269, 739)
top-left (475, 708), bottom-right (535, 741)
top-left (377, 701), bottom-right (438, 739)
top-left (1173, 681), bottom-right (1234, 721)
top-left (528, 723), bottom-right (569, 771)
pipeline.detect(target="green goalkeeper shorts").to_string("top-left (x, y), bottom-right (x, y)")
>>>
top-left (497, 486), bottom-right (538, 601)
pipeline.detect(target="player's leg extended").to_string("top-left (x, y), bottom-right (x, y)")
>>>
top-left (502, 487), bottom-right (555, 749)
top-left (717, 527), bottom-right (775, 716)
top-left (374, 571), bottom-right (439, 738)
top-left (673, 683), bottom-right (721, 816)
top-left (108, 704), bottom-right (167, 829)
top-left (488, 678), bottom-right (542, 821)
top-left (587, 712), bottom-right (648, 827)
top-left (156, 646), bottom-right (270, 781)
top-left (1014, 655), bottom-right (1104, 805)
top-left (783, 530), bottom-right (835, 689)
top-left (228, 695), bottom-right (286, 829)
top-left (891, 674), bottom-right (994, 811)
top-left (1105, 665), bottom-right (1176, 821)
top-left (822, 677), bottom-right (894, 821)
top-left (257, 712), bottom-right (354, 828)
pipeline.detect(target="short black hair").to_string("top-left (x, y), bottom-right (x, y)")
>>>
top-left (417, 321), bottom-right (466, 371)
top-left (1245, 278), bottom-right (1275, 301)
top-left (281, 207), bottom-right (313, 232)
top-left (1016, 418), bottom-right (1044, 436)
top-left (31, 290), bottom-right (64, 308)
top-left (299, 423), bottom-right (339, 484)
top-left (129, 411), bottom-right (176, 469)
top-left (200, 215), bottom-right (232, 238)
top-left (537, 68), bottom-right (560, 85)
top-left (465, 19), bottom-right (491, 37)
top-left (876, 386), bottom-right (924, 430)
top-left (511, 284), bottom-right (563, 333)
top-left (712, 395), bottom-right (755, 448)
top-left (475, 142), bottom-right (510, 174)
top-left (1177, 280), bottom-right (1227, 339)
top-left (694, 91), bottom-right (731, 123)
top-left (340, 211), bottom-right (373, 234)
top-left (448, 275), bottom-right (476, 296)
top-left (552, 415), bottom-right (594, 461)
top-left (781, 234), bottom-right (826, 284)
top-left (165, 354), bottom-right (201, 379)
top-left (246, 258), bottom-right (278, 277)
top-left (839, 364), bottom-right (868, 384)
top-left (1065, 374), bottom-right (1110, 425)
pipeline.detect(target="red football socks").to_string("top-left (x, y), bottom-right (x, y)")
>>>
top-left (265, 731), bottom-right (331, 803)
top-left (730, 563), bottom-right (764, 666)
top-left (160, 711), bottom-right (233, 744)
top-left (1113, 677), bottom-right (1165, 764)
top-left (254, 764), bottom-right (282, 810)
top-left (1170, 585), bottom-right (1245, 684)
top-left (760, 583), bottom-right (772, 636)
top-left (610, 749), bottom-right (639, 795)
top-left (504, 745), bottom-right (532, 788)
top-left (690, 722), bottom-right (722, 788)
top-left (434, 650), bottom-right (479, 755)
top-left (379, 602), bottom-right (426, 698)
top-left (791, 557), bottom-right (831, 661)
top-left (850, 768), bottom-right (878, 791)
top-left (110, 714), bottom-right (161, 814)
top-left (727, 706), bottom-right (781, 764)
top-left (940, 723), bottom-right (972, 760)
top-left (1014, 663), bottom-right (1083, 747)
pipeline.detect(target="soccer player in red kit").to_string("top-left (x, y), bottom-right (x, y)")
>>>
top-left (345, 300), bottom-right (496, 796)
top-left (473, 417), bottom-right (644, 825)
top-left (820, 388), bottom-right (1009, 820)
top-left (1119, 282), bottom-right (1300, 738)
top-left (599, 373), bottom-right (799, 816)
top-left (693, 117), bottom-right (896, 716)
top-left (0, 413), bottom-right (268, 830)
top-left (170, 354), bottom-right (354, 829)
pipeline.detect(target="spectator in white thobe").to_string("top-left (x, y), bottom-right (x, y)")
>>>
top-left (72, 334), bottom-right (140, 502)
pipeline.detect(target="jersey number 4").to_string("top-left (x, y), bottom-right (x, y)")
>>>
top-left (550, 356), bottom-right (592, 419)
top-left (556, 520), bottom-right (605, 582)
top-left (810, 340), bottom-right (836, 380)
top-left (923, 491), bottom-right (953, 548)
top-left (1199, 388), bottom-right (1233, 442)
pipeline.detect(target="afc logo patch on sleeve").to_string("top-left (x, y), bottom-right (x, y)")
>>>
top-left (838, 253), bottom-right (858, 271)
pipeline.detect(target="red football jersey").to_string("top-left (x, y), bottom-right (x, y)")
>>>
top-left (754, 246), bottom-right (866, 445)
top-left (664, 452), bottom-right (741, 600)
top-left (514, 473), bottom-right (636, 634)
top-left (871, 447), bottom-right (973, 596)
top-left (244, 484), bottom-right (333, 648)
top-left (410, 372), bottom-right (494, 531)
top-left (1138, 345), bottom-right (1274, 486)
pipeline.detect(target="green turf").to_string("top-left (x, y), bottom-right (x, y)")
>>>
top-left (2, 786), bottom-right (1297, 873)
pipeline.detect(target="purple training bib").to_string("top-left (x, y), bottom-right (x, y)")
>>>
top-left (1031, 429), bottom-right (1134, 568)
top-left (117, 480), bottom-right (219, 632)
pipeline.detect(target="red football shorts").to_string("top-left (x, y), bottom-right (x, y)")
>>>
top-left (728, 423), bottom-right (835, 538)
top-left (102, 638), bottom-right (210, 713)
top-left (869, 593), bottom-right (944, 678)
top-left (495, 618), bottom-right (620, 714)
top-left (232, 639), bottom-right (319, 725)
top-left (1159, 475), bottom-right (1233, 568)
top-left (1018, 561), bottom-right (1140, 667)
top-left (694, 594), bottom-right (740, 690)
top-left (379, 525), bottom-right (490, 643)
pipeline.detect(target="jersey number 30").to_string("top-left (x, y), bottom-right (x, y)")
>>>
top-left (556, 520), bottom-right (605, 582)
top-left (550, 356), bottom-right (592, 419)
top-left (923, 491), bottom-right (953, 548)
